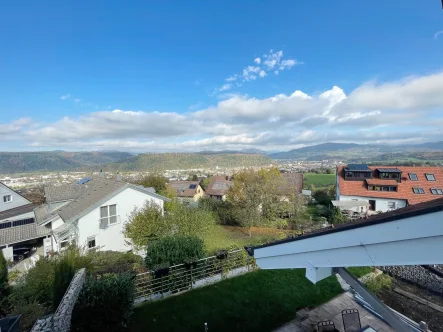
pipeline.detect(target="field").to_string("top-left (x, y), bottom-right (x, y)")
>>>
top-left (303, 173), bottom-right (335, 189)
top-left (204, 225), bottom-right (287, 254)
top-left (131, 269), bottom-right (342, 332)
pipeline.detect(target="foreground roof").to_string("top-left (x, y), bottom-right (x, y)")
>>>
top-left (167, 181), bottom-right (200, 197)
top-left (252, 197), bottom-right (443, 251)
top-left (338, 165), bottom-right (443, 204)
top-left (45, 183), bottom-right (89, 202)
top-left (249, 197), bottom-right (443, 284)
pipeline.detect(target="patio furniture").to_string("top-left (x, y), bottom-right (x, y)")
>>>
top-left (342, 309), bottom-right (361, 332)
top-left (317, 320), bottom-right (336, 332)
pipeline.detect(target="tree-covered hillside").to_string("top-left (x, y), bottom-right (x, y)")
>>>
top-left (105, 153), bottom-right (273, 171)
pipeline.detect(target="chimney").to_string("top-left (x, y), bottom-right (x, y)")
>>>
top-left (99, 169), bottom-right (104, 178)
top-left (116, 171), bottom-right (122, 181)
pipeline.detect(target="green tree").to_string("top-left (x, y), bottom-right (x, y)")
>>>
top-left (310, 184), bottom-right (316, 193)
top-left (124, 202), bottom-right (166, 249)
top-left (124, 202), bottom-right (215, 249)
top-left (200, 177), bottom-right (210, 190)
top-left (136, 173), bottom-right (168, 193)
top-left (328, 207), bottom-right (348, 225)
top-left (313, 189), bottom-right (332, 206)
top-left (145, 235), bottom-right (205, 269)
top-left (187, 174), bottom-right (199, 181)
top-left (0, 250), bottom-right (7, 291)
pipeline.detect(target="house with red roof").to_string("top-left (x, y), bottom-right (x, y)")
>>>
top-left (336, 164), bottom-right (443, 213)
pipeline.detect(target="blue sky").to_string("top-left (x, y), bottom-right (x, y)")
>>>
top-left (1, 0), bottom-right (443, 152)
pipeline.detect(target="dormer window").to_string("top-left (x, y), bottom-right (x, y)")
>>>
top-left (425, 174), bottom-right (436, 181)
top-left (412, 188), bottom-right (425, 194)
top-left (431, 188), bottom-right (443, 195)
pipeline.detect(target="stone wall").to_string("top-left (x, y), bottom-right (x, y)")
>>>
top-left (381, 265), bottom-right (443, 295)
top-left (31, 268), bottom-right (86, 332)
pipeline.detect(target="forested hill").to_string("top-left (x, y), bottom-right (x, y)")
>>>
top-left (104, 153), bottom-right (273, 171)
top-left (0, 151), bottom-right (132, 174)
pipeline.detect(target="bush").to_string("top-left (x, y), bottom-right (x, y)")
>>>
top-left (52, 256), bottom-right (76, 311)
top-left (365, 273), bottom-right (393, 295)
top-left (0, 250), bottom-right (7, 291)
top-left (89, 251), bottom-right (144, 274)
top-left (198, 197), bottom-right (235, 225)
top-left (71, 274), bottom-right (135, 332)
top-left (313, 190), bottom-right (332, 206)
top-left (11, 300), bottom-right (45, 332)
top-left (145, 235), bottom-right (205, 270)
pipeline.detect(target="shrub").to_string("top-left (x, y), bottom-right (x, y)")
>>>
top-left (52, 256), bottom-right (76, 311)
top-left (11, 300), bottom-right (45, 332)
top-left (145, 235), bottom-right (205, 270)
top-left (0, 250), bottom-right (7, 291)
top-left (89, 251), bottom-right (144, 274)
top-left (365, 273), bottom-right (393, 295)
top-left (71, 274), bottom-right (135, 332)
top-left (313, 190), bottom-right (332, 206)
top-left (198, 197), bottom-right (235, 225)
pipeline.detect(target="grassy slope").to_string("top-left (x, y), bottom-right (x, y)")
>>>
top-left (347, 266), bottom-right (373, 278)
top-left (303, 173), bottom-right (335, 189)
top-left (204, 225), bottom-right (287, 254)
top-left (131, 269), bottom-right (342, 332)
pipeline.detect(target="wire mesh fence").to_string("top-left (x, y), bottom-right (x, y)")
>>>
top-left (134, 249), bottom-right (256, 302)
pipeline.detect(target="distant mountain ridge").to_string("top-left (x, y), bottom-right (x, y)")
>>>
top-left (269, 141), bottom-right (443, 161)
top-left (0, 151), bottom-right (132, 174)
top-left (105, 153), bottom-right (272, 171)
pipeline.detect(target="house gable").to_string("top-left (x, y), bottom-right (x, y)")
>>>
top-left (0, 182), bottom-right (31, 213)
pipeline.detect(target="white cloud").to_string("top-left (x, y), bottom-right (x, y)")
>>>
top-left (259, 70), bottom-right (267, 78)
top-left (242, 66), bottom-right (261, 81)
top-left (225, 75), bottom-right (238, 82)
top-left (5, 71), bottom-right (443, 152)
top-left (434, 30), bottom-right (443, 39)
top-left (274, 70), bottom-right (279, 75)
top-left (74, 98), bottom-right (81, 103)
top-left (254, 57), bottom-right (261, 64)
top-left (219, 84), bottom-right (232, 92)
top-left (60, 94), bottom-right (71, 100)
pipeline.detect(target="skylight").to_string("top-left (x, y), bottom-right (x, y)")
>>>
top-left (425, 173), bottom-right (436, 181)
top-left (412, 188), bottom-right (425, 194)
top-left (430, 188), bottom-right (443, 195)
top-left (408, 173), bottom-right (418, 181)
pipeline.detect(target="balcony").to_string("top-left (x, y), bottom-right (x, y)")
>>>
top-left (344, 171), bottom-right (372, 181)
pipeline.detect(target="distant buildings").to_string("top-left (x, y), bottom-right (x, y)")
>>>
top-left (167, 181), bottom-right (205, 202)
top-left (336, 164), bottom-right (443, 213)
top-left (205, 176), bottom-right (233, 200)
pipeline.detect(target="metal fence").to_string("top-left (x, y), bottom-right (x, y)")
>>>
top-left (134, 249), bottom-right (256, 302)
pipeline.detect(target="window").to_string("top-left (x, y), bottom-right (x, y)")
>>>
top-left (368, 185), bottom-right (397, 192)
top-left (87, 236), bottom-right (96, 249)
top-left (3, 195), bottom-right (12, 203)
top-left (100, 204), bottom-right (118, 226)
top-left (409, 173), bottom-right (418, 181)
top-left (430, 188), bottom-right (443, 195)
top-left (388, 202), bottom-right (396, 210)
top-left (413, 188), bottom-right (425, 194)
top-left (425, 173), bottom-right (436, 181)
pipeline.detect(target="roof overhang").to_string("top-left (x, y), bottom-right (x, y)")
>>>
top-left (251, 207), bottom-right (443, 284)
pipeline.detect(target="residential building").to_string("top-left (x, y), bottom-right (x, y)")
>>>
top-left (205, 176), bottom-right (233, 200)
top-left (35, 175), bottom-right (169, 253)
top-left (279, 172), bottom-right (303, 195)
top-left (167, 181), bottom-right (204, 202)
top-left (0, 181), bottom-right (31, 212)
top-left (336, 164), bottom-right (443, 213)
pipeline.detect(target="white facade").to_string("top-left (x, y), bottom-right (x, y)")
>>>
top-left (51, 187), bottom-right (164, 252)
top-left (0, 182), bottom-right (31, 212)
top-left (339, 195), bottom-right (407, 213)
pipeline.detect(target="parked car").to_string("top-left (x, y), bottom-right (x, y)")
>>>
top-left (13, 247), bottom-right (33, 261)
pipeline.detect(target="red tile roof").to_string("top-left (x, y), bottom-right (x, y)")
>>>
top-left (338, 165), bottom-right (443, 205)
top-left (365, 179), bottom-right (399, 186)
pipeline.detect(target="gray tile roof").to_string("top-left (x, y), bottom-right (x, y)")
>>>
top-left (44, 183), bottom-right (89, 202)
top-left (0, 203), bottom-right (35, 221)
top-left (0, 221), bottom-right (51, 246)
top-left (57, 178), bottom-right (127, 223)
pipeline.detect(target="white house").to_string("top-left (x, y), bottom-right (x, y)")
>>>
top-left (336, 164), bottom-right (443, 213)
top-left (35, 175), bottom-right (169, 253)
top-left (0, 181), bottom-right (31, 213)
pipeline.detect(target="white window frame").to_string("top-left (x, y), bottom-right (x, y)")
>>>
top-left (3, 194), bottom-right (12, 203)
top-left (87, 236), bottom-right (96, 249)
top-left (100, 204), bottom-right (118, 226)
top-left (388, 201), bottom-right (396, 210)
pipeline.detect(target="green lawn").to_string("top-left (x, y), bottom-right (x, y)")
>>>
top-left (204, 225), bottom-right (287, 254)
top-left (304, 173), bottom-right (335, 189)
top-left (131, 269), bottom-right (342, 332)
top-left (347, 266), bottom-right (373, 278)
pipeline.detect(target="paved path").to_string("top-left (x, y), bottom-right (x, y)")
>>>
top-left (274, 291), bottom-right (394, 332)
